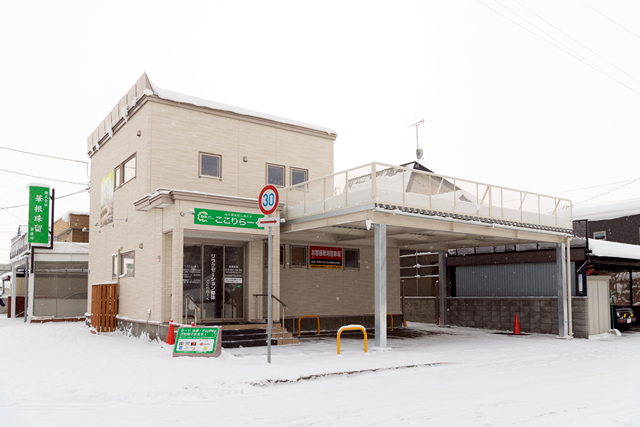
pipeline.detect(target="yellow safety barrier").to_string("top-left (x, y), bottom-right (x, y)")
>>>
top-left (298, 315), bottom-right (320, 336)
top-left (337, 325), bottom-right (368, 355)
top-left (387, 313), bottom-right (394, 331)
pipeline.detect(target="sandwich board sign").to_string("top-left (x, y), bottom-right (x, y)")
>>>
top-left (173, 326), bottom-right (222, 358)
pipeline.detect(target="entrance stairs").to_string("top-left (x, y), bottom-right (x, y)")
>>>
top-left (215, 323), bottom-right (298, 349)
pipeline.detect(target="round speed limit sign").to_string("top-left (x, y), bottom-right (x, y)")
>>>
top-left (259, 185), bottom-right (279, 215)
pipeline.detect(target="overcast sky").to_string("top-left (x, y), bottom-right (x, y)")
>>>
top-left (1, 1), bottom-right (639, 263)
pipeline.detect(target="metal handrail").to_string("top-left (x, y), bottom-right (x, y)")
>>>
top-left (253, 294), bottom-right (289, 340)
top-left (183, 294), bottom-right (201, 325)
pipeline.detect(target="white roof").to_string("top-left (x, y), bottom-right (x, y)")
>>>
top-left (149, 81), bottom-right (337, 135)
top-left (56, 211), bottom-right (90, 223)
top-left (573, 199), bottom-right (640, 221)
top-left (35, 242), bottom-right (89, 255)
top-left (589, 239), bottom-right (640, 261)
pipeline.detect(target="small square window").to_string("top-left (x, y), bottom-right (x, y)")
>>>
top-left (264, 242), bottom-right (285, 268)
top-left (114, 167), bottom-right (121, 189)
top-left (291, 245), bottom-right (308, 268)
top-left (120, 251), bottom-right (135, 277)
top-left (291, 168), bottom-right (308, 187)
top-left (267, 164), bottom-right (284, 187)
top-left (593, 231), bottom-right (606, 240)
top-left (344, 248), bottom-right (360, 269)
top-left (200, 153), bottom-right (221, 178)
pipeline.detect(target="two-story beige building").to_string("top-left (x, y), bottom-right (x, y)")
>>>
top-left (88, 73), bottom-right (576, 345)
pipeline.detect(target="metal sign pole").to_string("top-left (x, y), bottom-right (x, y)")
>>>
top-left (267, 214), bottom-right (272, 363)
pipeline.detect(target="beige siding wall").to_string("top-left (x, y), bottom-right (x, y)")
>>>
top-left (278, 243), bottom-right (401, 318)
top-left (149, 102), bottom-right (334, 198)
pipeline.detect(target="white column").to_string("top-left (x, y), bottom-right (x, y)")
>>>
top-left (10, 264), bottom-right (17, 319)
top-left (374, 223), bottom-right (387, 348)
top-left (557, 243), bottom-right (569, 338)
top-left (438, 251), bottom-right (447, 326)
top-left (27, 256), bottom-right (35, 323)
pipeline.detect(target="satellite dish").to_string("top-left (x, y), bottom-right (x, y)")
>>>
top-left (416, 148), bottom-right (424, 160)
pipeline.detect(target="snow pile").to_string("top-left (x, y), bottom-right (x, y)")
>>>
top-left (1, 317), bottom-right (639, 426)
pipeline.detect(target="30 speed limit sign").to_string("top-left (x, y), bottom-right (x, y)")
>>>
top-left (259, 185), bottom-right (279, 215)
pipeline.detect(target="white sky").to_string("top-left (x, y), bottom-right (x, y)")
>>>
top-left (1, 0), bottom-right (639, 263)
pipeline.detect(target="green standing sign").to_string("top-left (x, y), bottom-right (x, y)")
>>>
top-left (173, 326), bottom-right (222, 358)
top-left (194, 208), bottom-right (262, 229)
top-left (28, 185), bottom-right (51, 245)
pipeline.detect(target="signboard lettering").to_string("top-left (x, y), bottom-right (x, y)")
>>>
top-left (194, 209), bottom-right (262, 229)
top-left (309, 245), bottom-right (343, 270)
top-left (173, 326), bottom-right (222, 358)
top-left (28, 186), bottom-right (50, 244)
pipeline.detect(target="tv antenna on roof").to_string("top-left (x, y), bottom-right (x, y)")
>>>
top-left (410, 119), bottom-right (424, 161)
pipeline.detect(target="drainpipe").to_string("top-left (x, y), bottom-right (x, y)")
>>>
top-left (566, 237), bottom-right (573, 337)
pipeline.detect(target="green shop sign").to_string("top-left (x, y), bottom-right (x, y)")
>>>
top-left (173, 326), bottom-right (222, 358)
top-left (194, 209), bottom-right (262, 229)
top-left (28, 186), bottom-right (51, 244)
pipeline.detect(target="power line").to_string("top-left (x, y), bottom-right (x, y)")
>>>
top-left (477, 0), bottom-right (640, 96)
top-left (574, 178), bottom-right (640, 206)
top-left (0, 168), bottom-right (88, 185)
top-left (0, 188), bottom-right (89, 211)
top-left (513, 0), bottom-right (640, 86)
top-left (549, 177), bottom-right (640, 195)
top-left (580, 0), bottom-right (640, 41)
top-left (0, 146), bottom-right (88, 164)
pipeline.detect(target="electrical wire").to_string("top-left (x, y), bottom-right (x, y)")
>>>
top-left (0, 168), bottom-right (88, 185)
top-left (550, 178), bottom-right (640, 195)
top-left (580, 0), bottom-right (640, 41)
top-left (476, 0), bottom-right (640, 96)
top-left (513, 0), bottom-right (640, 86)
top-left (0, 188), bottom-right (89, 210)
top-left (573, 178), bottom-right (640, 206)
top-left (0, 146), bottom-right (88, 164)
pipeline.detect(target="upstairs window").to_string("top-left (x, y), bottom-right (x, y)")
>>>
top-left (114, 154), bottom-right (136, 189)
top-left (291, 167), bottom-right (308, 188)
top-left (200, 153), bottom-right (221, 179)
top-left (267, 164), bottom-right (284, 187)
top-left (593, 231), bottom-right (606, 240)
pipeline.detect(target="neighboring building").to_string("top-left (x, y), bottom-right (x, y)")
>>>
top-left (86, 73), bottom-right (574, 344)
top-left (442, 200), bottom-right (640, 338)
top-left (53, 212), bottom-right (90, 243)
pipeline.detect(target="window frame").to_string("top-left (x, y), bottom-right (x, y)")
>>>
top-left (290, 245), bottom-right (308, 268)
top-left (290, 167), bottom-right (309, 189)
top-left (111, 254), bottom-right (118, 279)
top-left (199, 152), bottom-right (222, 179)
top-left (593, 231), bottom-right (606, 240)
top-left (344, 248), bottom-right (360, 270)
top-left (266, 163), bottom-right (285, 187)
top-left (114, 153), bottom-right (137, 190)
top-left (263, 242), bottom-right (285, 268)
top-left (120, 250), bottom-right (135, 278)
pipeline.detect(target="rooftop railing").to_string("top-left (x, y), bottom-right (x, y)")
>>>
top-left (282, 163), bottom-right (572, 230)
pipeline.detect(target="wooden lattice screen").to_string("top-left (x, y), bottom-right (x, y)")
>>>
top-left (91, 283), bottom-right (118, 332)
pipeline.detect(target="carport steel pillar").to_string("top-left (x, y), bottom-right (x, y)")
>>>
top-left (557, 243), bottom-right (569, 338)
top-left (374, 223), bottom-right (387, 348)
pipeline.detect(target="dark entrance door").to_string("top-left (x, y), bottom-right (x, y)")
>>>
top-left (183, 244), bottom-right (245, 322)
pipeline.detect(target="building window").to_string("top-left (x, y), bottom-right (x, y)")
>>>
top-left (114, 154), bottom-right (136, 189)
top-left (264, 242), bottom-right (285, 268)
top-left (291, 168), bottom-right (308, 187)
top-left (344, 248), bottom-right (360, 270)
top-left (267, 164), bottom-right (285, 187)
top-left (291, 245), bottom-right (307, 268)
top-left (120, 251), bottom-right (135, 277)
top-left (593, 231), bottom-right (606, 240)
top-left (200, 153), bottom-right (221, 179)
top-left (112, 255), bottom-right (118, 279)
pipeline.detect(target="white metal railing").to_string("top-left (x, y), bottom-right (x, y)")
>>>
top-left (282, 162), bottom-right (572, 230)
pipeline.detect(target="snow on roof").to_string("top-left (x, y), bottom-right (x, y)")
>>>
top-left (56, 211), bottom-right (90, 224)
top-left (149, 80), bottom-right (337, 135)
top-left (589, 239), bottom-right (640, 261)
top-left (573, 199), bottom-right (640, 221)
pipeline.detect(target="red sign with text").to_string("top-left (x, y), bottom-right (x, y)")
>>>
top-left (309, 246), bottom-right (343, 270)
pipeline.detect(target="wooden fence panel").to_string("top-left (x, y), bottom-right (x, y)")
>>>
top-left (91, 283), bottom-right (118, 332)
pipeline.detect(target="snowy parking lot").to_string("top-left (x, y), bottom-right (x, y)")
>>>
top-left (2, 316), bottom-right (639, 427)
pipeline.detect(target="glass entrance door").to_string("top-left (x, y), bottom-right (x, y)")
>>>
top-left (183, 244), bottom-right (244, 321)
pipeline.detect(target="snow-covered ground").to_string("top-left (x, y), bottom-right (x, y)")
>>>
top-left (2, 316), bottom-right (639, 427)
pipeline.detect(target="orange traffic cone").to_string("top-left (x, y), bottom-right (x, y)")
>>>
top-left (166, 319), bottom-right (175, 345)
top-left (513, 314), bottom-right (522, 335)
top-left (191, 322), bottom-right (195, 327)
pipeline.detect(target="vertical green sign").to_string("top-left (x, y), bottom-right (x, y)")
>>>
top-left (28, 186), bottom-right (50, 244)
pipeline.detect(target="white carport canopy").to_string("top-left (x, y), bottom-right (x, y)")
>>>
top-left (281, 163), bottom-right (574, 345)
